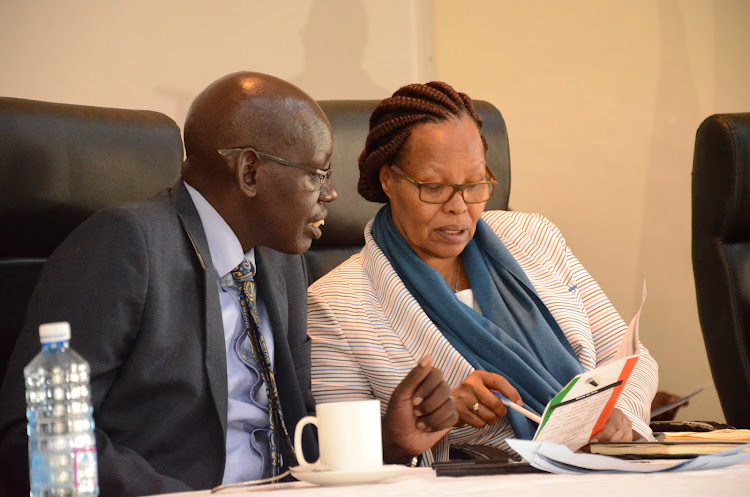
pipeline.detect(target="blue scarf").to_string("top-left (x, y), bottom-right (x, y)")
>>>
top-left (371, 205), bottom-right (584, 439)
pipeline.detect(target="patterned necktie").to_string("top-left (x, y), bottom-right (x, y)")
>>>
top-left (231, 259), bottom-right (293, 476)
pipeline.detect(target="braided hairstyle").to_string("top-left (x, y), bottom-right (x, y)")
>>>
top-left (358, 81), bottom-right (487, 203)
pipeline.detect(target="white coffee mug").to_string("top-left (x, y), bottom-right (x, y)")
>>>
top-left (294, 399), bottom-right (382, 472)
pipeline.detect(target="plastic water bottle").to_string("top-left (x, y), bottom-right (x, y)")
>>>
top-left (25, 322), bottom-right (99, 497)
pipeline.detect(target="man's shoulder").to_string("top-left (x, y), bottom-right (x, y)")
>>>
top-left (46, 189), bottom-right (182, 264)
top-left (100, 188), bottom-right (175, 219)
top-left (81, 189), bottom-right (178, 232)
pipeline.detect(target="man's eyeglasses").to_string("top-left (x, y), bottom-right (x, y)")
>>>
top-left (390, 164), bottom-right (496, 204)
top-left (218, 146), bottom-right (332, 189)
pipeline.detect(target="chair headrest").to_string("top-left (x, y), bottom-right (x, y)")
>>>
top-left (315, 100), bottom-right (511, 247)
top-left (0, 97), bottom-right (184, 257)
top-left (0, 97), bottom-right (511, 256)
top-left (692, 112), bottom-right (750, 243)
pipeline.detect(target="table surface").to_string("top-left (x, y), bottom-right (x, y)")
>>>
top-left (150, 459), bottom-right (750, 497)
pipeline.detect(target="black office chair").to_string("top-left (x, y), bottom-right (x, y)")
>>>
top-left (0, 97), bottom-right (183, 386)
top-left (304, 100), bottom-right (511, 284)
top-left (692, 112), bottom-right (750, 428)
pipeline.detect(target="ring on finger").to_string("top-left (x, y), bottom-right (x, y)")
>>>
top-left (472, 402), bottom-right (481, 413)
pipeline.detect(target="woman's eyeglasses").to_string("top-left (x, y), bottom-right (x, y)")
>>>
top-left (218, 146), bottom-right (332, 189)
top-left (390, 164), bottom-right (496, 204)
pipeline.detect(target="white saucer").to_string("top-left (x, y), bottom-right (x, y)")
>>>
top-left (290, 464), bottom-right (406, 486)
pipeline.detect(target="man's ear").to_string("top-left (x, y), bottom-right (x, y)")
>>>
top-left (236, 149), bottom-right (259, 197)
top-left (379, 166), bottom-right (393, 200)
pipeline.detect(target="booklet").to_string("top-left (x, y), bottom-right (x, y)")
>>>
top-left (531, 355), bottom-right (639, 450)
top-left (530, 283), bottom-right (647, 451)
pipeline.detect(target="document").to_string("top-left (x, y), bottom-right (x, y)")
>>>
top-left (614, 280), bottom-right (647, 360)
top-left (530, 283), bottom-right (647, 450)
top-left (650, 388), bottom-right (703, 418)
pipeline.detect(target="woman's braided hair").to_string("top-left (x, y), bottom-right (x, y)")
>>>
top-left (358, 81), bottom-right (487, 203)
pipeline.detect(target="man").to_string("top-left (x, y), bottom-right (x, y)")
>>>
top-left (0, 72), bottom-right (456, 496)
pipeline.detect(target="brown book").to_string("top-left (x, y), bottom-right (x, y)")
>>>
top-left (589, 441), bottom-right (748, 459)
top-left (660, 429), bottom-right (750, 443)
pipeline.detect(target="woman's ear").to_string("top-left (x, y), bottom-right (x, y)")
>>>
top-left (379, 166), bottom-right (393, 200)
top-left (236, 149), bottom-right (259, 198)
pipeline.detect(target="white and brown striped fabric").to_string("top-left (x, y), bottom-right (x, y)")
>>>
top-left (308, 210), bottom-right (658, 463)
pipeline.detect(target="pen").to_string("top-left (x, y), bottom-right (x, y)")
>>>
top-left (493, 392), bottom-right (542, 424)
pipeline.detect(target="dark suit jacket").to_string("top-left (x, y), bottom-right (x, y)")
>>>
top-left (0, 181), bottom-right (317, 496)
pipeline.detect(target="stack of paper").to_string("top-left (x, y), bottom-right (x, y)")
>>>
top-left (507, 439), bottom-right (750, 474)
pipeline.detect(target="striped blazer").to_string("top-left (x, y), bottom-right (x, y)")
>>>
top-left (308, 210), bottom-right (658, 463)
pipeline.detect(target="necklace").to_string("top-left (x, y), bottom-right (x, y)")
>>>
top-left (453, 257), bottom-right (462, 292)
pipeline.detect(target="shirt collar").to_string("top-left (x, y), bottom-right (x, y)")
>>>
top-left (184, 180), bottom-right (255, 278)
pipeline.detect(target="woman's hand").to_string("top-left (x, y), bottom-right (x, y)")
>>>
top-left (451, 371), bottom-right (522, 429)
top-left (382, 356), bottom-right (458, 464)
top-left (589, 408), bottom-right (634, 443)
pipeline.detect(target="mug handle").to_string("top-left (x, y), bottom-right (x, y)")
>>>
top-left (294, 415), bottom-right (318, 466)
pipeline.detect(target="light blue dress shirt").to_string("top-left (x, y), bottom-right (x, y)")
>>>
top-left (185, 182), bottom-right (275, 484)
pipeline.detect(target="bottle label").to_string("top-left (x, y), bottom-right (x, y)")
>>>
top-left (73, 447), bottom-right (97, 489)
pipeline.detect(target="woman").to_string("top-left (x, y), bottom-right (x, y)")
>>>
top-left (307, 81), bottom-right (657, 463)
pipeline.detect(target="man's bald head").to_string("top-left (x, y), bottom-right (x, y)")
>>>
top-left (183, 71), bottom-right (330, 170)
top-left (181, 72), bottom-right (336, 254)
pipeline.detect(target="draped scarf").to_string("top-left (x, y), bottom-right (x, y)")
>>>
top-left (371, 205), bottom-right (584, 439)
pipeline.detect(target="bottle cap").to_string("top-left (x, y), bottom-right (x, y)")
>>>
top-left (39, 322), bottom-right (71, 344)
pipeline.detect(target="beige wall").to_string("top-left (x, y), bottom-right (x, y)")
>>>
top-left (3, 0), bottom-right (749, 423)
top-left (434, 0), bottom-right (750, 422)
top-left (0, 0), bottom-right (433, 130)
